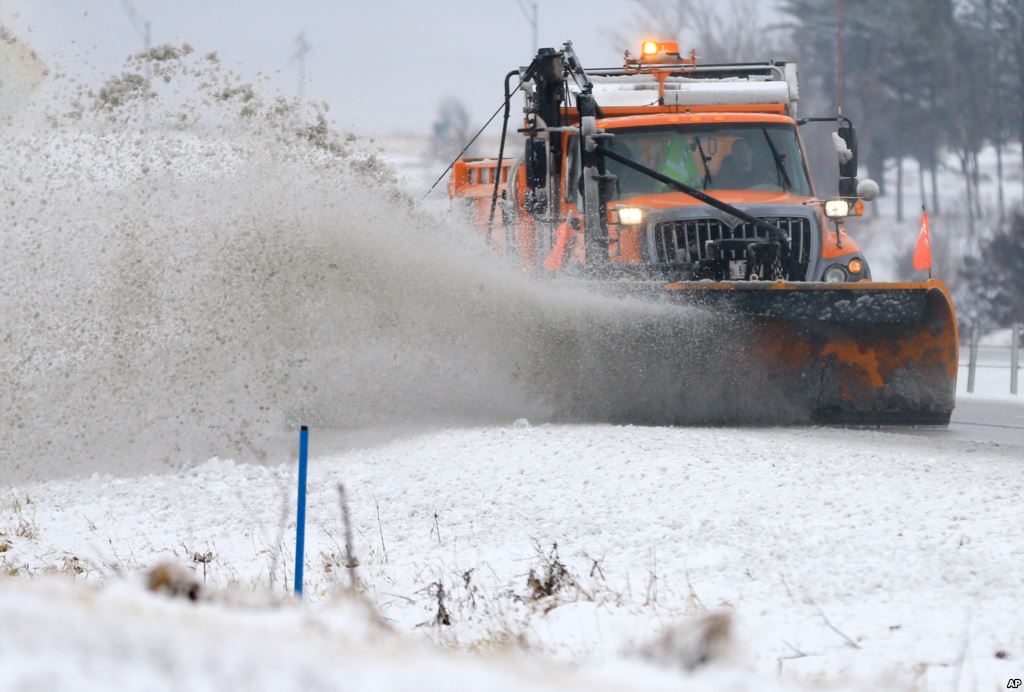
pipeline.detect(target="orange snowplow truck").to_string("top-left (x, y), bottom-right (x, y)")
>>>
top-left (450, 41), bottom-right (958, 425)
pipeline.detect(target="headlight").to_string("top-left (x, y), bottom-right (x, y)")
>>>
top-left (848, 258), bottom-right (863, 275)
top-left (823, 265), bottom-right (847, 283)
top-left (616, 207), bottom-right (644, 225)
top-left (824, 199), bottom-right (851, 219)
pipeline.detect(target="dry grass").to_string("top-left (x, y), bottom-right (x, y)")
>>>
top-left (4, 495), bottom-right (38, 541)
top-left (465, 626), bottom-right (531, 654)
top-left (184, 547), bottom-right (214, 584)
top-left (60, 555), bottom-right (87, 576)
top-left (39, 554), bottom-right (88, 579)
top-left (418, 581), bottom-right (452, 627)
top-left (637, 611), bottom-right (733, 671)
top-left (146, 561), bottom-right (201, 601)
top-left (320, 549), bottom-right (346, 577)
top-left (1, 555), bottom-right (19, 577)
top-left (525, 542), bottom-right (591, 608)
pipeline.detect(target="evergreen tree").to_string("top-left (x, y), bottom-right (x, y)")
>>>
top-left (960, 211), bottom-right (1024, 325)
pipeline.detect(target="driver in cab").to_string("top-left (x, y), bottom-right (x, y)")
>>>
top-left (715, 137), bottom-right (760, 189)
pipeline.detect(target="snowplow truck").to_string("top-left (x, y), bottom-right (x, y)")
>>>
top-left (449, 41), bottom-right (958, 425)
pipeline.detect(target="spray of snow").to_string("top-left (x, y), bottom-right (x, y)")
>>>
top-left (0, 45), bottom-right (803, 483)
top-left (0, 22), bottom-right (49, 120)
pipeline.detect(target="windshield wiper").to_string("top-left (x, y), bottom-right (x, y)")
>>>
top-left (761, 127), bottom-right (792, 191)
top-left (693, 135), bottom-right (713, 189)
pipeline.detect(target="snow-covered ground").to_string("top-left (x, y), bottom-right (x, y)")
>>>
top-left (3, 424), bottom-right (1022, 690)
top-left (1, 578), bottom-right (695, 692)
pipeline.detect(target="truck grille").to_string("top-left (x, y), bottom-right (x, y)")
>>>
top-left (652, 216), bottom-right (812, 278)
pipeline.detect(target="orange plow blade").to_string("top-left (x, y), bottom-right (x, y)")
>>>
top-left (656, 279), bottom-right (960, 425)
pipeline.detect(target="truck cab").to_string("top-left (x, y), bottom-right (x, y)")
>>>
top-left (451, 41), bottom-right (873, 285)
top-left (568, 112), bottom-right (866, 282)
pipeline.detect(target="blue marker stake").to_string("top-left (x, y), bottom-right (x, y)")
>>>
top-left (294, 425), bottom-right (309, 597)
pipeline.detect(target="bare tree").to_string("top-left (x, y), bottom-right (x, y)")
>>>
top-left (430, 96), bottom-right (471, 163)
top-left (606, 0), bottom-right (787, 62)
top-left (688, 0), bottom-right (788, 62)
top-left (991, 0), bottom-right (1024, 201)
top-left (605, 0), bottom-right (691, 53)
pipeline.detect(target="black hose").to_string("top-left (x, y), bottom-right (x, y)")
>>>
top-left (486, 69), bottom-right (521, 239)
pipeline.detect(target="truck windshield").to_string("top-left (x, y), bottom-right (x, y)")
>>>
top-left (602, 123), bottom-right (812, 197)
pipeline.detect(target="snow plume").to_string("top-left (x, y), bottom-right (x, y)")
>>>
top-left (0, 45), bottom-right (802, 482)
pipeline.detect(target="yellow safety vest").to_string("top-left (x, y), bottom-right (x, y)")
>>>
top-left (659, 135), bottom-right (701, 187)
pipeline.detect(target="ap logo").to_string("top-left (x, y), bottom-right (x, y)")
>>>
top-left (1008, 679), bottom-right (1022, 689)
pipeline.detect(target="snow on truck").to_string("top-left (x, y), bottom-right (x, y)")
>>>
top-left (449, 41), bottom-right (959, 425)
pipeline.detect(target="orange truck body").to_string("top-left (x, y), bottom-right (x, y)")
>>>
top-left (448, 42), bottom-right (958, 425)
top-left (451, 115), bottom-right (866, 277)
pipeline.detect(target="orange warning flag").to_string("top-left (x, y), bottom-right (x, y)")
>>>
top-left (913, 208), bottom-right (932, 273)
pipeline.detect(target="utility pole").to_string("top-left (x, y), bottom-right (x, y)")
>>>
top-left (836, 0), bottom-right (843, 116)
top-left (119, 0), bottom-right (152, 130)
top-left (119, 0), bottom-right (151, 50)
top-left (516, 0), bottom-right (539, 55)
top-left (292, 32), bottom-right (312, 100)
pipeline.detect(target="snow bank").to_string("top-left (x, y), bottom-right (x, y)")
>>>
top-left (0, 578), bottom-right (700, 692)
top-left (3, 425), bottom-right (1021, 690)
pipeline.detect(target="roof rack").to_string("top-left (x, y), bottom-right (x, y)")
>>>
top-left (560, 49), bottom-right (800, 118)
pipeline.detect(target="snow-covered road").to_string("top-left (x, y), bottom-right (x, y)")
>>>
top-left (887, 397), bottom-right (1024, 446)
top-left (950, 398), bottom-right (1024, 441)
top-left (3, 421), bottom-right (1022, 690)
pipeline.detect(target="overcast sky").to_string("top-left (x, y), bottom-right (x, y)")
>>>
top-left (1, 0), bottom-right (780, 136)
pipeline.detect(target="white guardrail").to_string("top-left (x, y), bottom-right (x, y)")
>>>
top-left (964, 323), bottom-right (1022, 395)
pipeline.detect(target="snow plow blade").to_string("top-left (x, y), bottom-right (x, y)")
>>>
top-left (658, 279), bottom-right (959, 426)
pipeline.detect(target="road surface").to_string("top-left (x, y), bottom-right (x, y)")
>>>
top-left (886, 348), bottom-right (1024, 445)
top-left (943, 397), bottom-right (1024, 444)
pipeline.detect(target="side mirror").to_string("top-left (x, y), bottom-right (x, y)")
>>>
top-left (834, 123), bottom-right (858, 197)
top-left (837, 124), bottom-right (857, 177)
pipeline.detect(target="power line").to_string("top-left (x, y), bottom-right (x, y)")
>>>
top-left (516, 0), bottom-right (539, 55)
